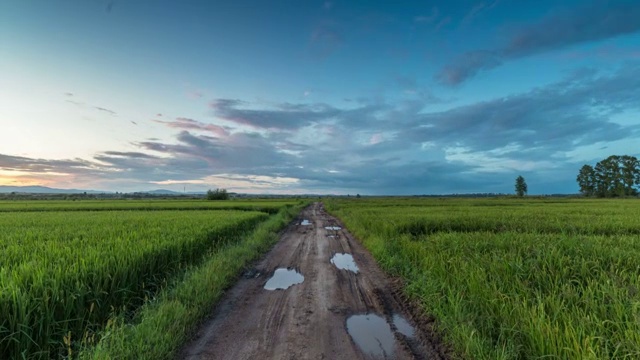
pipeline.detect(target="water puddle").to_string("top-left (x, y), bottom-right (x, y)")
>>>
top-left (300, 219), bottom-right (311, 226)
top-left (327, 235), bottom-right (336, 238)
top-left (392, 314), bottom-right (415, 338)
top-left (346, 314), bottom-right (395, 358)
top-left (263, 268), bottom-right (304, 290)
top-left (325, 226), bottom-right (342, 231)
top-left (330, 253), bottom-right (359, 273)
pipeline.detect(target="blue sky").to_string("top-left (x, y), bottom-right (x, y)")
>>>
top-left (1, 0), bottom-right (639, 194)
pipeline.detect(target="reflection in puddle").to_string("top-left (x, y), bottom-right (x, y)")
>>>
top-left (325, 226), bottom-right (342, 231)
top-left (330, 253), bottom-right (359, 273)
top-left (264, 268), bottom-right (304, 290)
top-left (346, 314), bottom-right (395, 358)
top-left (301, 219), bottom-right (311, 226)
top-left (392, 314), bottom-right (415, 338)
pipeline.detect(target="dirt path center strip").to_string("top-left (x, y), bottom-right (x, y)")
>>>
top-left (179, 202), bottom-right (445, 360)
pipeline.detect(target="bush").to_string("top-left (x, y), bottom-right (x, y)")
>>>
top-left (206, 188), bottom-right (229, 200)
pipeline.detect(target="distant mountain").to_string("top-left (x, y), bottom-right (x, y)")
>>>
top-left (142, 189), bottom-right (182, 195)
top-left (0, 186), bottom-right (107, 194)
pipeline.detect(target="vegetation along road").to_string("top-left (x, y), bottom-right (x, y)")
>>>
top-left (180, 202), bottom-right (446, 360)
top-left (3, 197), bottom-right (640, 359)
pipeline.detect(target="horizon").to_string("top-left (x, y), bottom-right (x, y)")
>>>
top-left (2, 1), bottom-right (640, 195)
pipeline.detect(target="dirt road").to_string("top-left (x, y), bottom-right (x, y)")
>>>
top-left (180, 203), bottom-right (445, 360)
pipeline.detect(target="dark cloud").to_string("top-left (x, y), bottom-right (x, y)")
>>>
top-left (415, 64), bottom-right (640, 157)
top-left (436, 50), bottom-right (502, 85)
top-left (210, 98), bottom-right (340, 129)
top-left (106, 1), bottom-right (115, 13)
top-left (5, 64), bottom-right (640, 194)
top-left (101, 151), bottom-right (159, 159)
top-left (155, 117), bottom-right (229, 137)
top-left (438, 1), bottom-right (640, 85)
top-left (0, 154), bottom-right (93, 173)
top-left (94, 106), bottom-right (117, 116)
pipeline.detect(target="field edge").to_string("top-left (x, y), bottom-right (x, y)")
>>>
top-left (77, 202), bottom-right (307, 360)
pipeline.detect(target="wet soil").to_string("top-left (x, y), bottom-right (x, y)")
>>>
top-left (179, 202), bottom-right (447, 360)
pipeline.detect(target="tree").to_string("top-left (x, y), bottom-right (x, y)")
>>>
top-left (206, 188), bottom-right (229, 200)
top-left (515, 175), bottom-right (528, 197)
top-left (576, 165), bottom-right (596, 196)
top-left (577, 155), bottom-right (640, 197)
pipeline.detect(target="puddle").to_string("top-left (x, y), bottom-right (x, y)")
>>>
top-left (327, 235), bottom-right (336, 238)
top-left (300, 219), bottom-right (311, 226)
top-left (330, 253), bottom-right (359, 273)
top-left (346, 314), bottom-right (395, 358)
top-left (325, 226), bottom-right (342, 231)
top-left (392, 314), bottom-right (415, 338)
top-left (264, 268), bottom-right (304, 290)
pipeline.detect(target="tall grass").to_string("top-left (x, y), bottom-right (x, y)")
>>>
top-left (327, 198), bottom-right (640, 359)
top-left (0, 199), bottom-right (299, 214)
top-left (0, 209), bottom-right (269, 359)
top-left (78, 203), bottom-right (305, 359)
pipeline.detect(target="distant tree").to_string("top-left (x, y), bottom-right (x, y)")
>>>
top-left (576, 165), bottom-right (596, 196)
top-left (206, 188), bottom-right (229, 200)
top-left (579, 155), bottom-right (639, 197)
top-left (356, 194), bottom-right (361, 198)
top-left (515, 176), bottom-right (528, 197)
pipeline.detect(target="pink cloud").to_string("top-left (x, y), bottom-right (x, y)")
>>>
top-left (369, 133), bottom-right (383, 145)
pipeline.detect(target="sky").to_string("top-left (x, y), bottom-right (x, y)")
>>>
top-left (1, 0), bottom-right (640, 195)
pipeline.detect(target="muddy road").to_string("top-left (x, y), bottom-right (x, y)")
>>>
top-left (180, 203), bottom-right (446, 360)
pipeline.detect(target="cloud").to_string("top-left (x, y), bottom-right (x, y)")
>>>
top-left (414, 7), bottom-right (439, 23)
top-left (438, 1), bottom-right (640, 85)
top-left (105, 1), bottom-right (115, 13)
top-left (460, 1), bottom-right (500, 26)
top-left (101, 151), bottom-right (159, 159)
top-left (436, 50), bottom-right (502, 85)
top-left (94, 106), bottom-right (117, 115)
top-left (5, 64), bottom-right (640, 194)
top-left (155, 117), bottom-right (229, 137)
top-left (434, 16), bottom-right (451, 31)
top-left (414, 64), bottom-right (640, 158)
top-left (210, 99), bottom-right (340, 130)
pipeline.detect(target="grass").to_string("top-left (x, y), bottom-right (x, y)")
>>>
top-left (0, 200), bottom-right (306, 359)
top-left (0, 199), bottom-right (299, 214)
top-left (326, 197), bottom-right (640, 359)
top-left (77, 203), bottom-right (304, 359)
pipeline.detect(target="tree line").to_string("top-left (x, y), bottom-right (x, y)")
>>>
top-left (576, 155), bottom-right (640, 197)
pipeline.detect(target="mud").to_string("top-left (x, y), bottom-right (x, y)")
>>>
top-left (179, 203), bottom-right (447, 360)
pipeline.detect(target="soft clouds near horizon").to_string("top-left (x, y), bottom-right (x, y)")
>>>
top-left (1, 0), bottom-right (640, 194)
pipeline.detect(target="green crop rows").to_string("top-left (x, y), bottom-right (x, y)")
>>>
top-left (0, 199), bottom-right (297, 214)
top-left (0, 200), bottom-right (299, 359)
top-left (326, 198), bottom-right (640, 359)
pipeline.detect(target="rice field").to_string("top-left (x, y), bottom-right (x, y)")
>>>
top-left (0, 200), bottom-right (300, 359)
top-left (0, 199), bottom-right (297, 214)
top-left (326, 197), bottom-right (640, 359)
